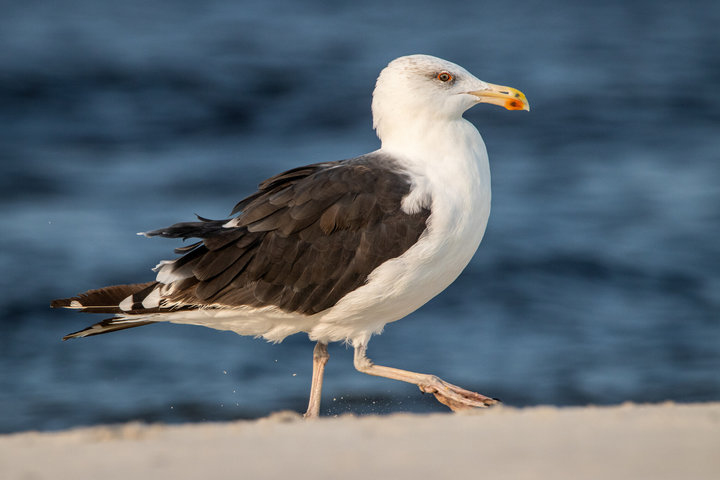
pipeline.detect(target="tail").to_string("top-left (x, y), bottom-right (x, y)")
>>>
top-left (54, 215), bottom-right (241, 340)
top-left (52, 281), bottom-right (161, 340)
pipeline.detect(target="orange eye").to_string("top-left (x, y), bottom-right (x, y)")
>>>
top-left (437, 72), bottom-right (453, 82)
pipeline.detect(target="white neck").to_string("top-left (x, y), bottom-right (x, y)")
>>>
top-left (378, 114), bottom-right (483, 159)
top-left (379, 115), bottom-right (488, 191)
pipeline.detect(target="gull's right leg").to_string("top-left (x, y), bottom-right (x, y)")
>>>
top-left (353, 344), bottom-right (499, 411)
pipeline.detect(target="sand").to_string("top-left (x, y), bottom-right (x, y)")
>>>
top-left (1, 402), bottom-right (718, 480)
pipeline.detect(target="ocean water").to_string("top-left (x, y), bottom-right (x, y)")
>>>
top-left (1, 0), bottom-right (719, 433)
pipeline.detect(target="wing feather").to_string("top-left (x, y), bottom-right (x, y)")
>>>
top-left (158, 153), bottom-right (431, 315)
top-left (60, 153), bottom-right (431, 331)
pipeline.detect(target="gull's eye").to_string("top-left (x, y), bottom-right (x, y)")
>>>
top-left (437, 71), bottom-right (453, 82)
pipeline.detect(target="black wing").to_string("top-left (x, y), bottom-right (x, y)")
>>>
top-left (147, 153), bottom-right (430, 315)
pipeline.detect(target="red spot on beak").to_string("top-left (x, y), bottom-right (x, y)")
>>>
top-left (505, 99), bottom-right (523, 110)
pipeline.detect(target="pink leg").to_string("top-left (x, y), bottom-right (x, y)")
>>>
top-left (304, 342), bottom-right (329, 418)
top-left (353, 344), bottom-right (499, 411)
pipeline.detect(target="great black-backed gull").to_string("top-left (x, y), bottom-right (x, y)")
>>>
top-left (52, 54), bottom-right (529, 417)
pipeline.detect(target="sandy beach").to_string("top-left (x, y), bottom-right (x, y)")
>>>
top-left (2, 402), bottom-right (718, 480)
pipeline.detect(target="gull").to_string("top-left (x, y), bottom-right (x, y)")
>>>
top-left (52, 54), bottom-right (529, 418)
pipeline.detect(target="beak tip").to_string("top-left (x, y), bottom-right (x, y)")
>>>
top-left (470, 84), bottom-right (530, 112)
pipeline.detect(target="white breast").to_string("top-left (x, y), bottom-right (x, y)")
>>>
top-left (309, 118), bottom-right (492, 346)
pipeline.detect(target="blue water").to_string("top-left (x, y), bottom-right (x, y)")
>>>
top-left (1, 0), bottom-right (719, 433)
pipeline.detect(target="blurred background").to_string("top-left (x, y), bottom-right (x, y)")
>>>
top-left (1, 0), bottom-right (718, 433)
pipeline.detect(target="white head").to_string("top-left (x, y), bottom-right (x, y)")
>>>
top-left (372, 55), bottom-right (528, 144)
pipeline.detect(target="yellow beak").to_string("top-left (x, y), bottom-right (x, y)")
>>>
top-left (469, 83), bottom-right (530, 111)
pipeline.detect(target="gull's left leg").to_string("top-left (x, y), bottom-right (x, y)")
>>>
top-left (304, 342), bottom-right (329, 418)
top-left (353, 344), bottom-right (499, 411)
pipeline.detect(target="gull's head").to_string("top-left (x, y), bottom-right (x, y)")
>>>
top-left (372, 54), bottom-right (529, 140)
